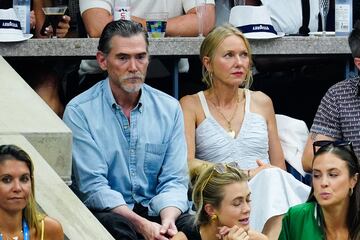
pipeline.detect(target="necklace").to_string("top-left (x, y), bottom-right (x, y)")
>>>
top-left (211, 91), bottom-right (240, 139)
top-left (0, 231), bottom-right (23, 240)
top-left (0, 219), bottom-right (29, 240)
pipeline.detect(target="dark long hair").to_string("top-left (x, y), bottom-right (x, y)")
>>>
top-left (307, 144), bottom-right (360, 239)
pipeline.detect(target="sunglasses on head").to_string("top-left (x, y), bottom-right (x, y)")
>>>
top-left (200, 162), bottom-right (240, 193)
top-left (312, 140), bottom-right (354, 155)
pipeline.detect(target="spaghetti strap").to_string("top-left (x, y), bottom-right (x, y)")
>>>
top-left (41, 219), bottom-right (44, 240)
top-left (244, 89), bottom-right (251, 112)
top-left (197, 91), bottom-right (211, 118)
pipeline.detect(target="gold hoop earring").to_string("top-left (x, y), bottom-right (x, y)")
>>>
top-left (350, 188), bottom-right (354, 196)
top-left (210, 214), bottom-right (218, 221)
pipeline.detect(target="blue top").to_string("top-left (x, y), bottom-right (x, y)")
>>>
top-left (63, 79), bottom-right (189, 216)
top-left (195, 89), bottom-right (269, 169)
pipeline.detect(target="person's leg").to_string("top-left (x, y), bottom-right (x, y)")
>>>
top-left (175, 213), bottom-right (194, 233)
top-left (34, 71), bottom-right (64, 117)
top-left (92, 211), bottom-right (139, 240)
top-left (262, 214), bottom-right (283, 240)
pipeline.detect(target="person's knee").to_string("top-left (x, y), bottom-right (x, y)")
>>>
top-left (93, 211), bottom-right (138, 240)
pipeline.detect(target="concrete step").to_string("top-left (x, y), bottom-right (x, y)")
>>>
top-left (0, 56), bottom-right (71, 183)
top-left (0, 134), bottom-right (114, 240)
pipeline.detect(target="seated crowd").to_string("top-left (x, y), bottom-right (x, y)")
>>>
top-left (2, 1), bottom-right (360, 240)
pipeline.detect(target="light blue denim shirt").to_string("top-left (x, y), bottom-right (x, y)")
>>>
top-left (63, 78), bottom-right (189, 216)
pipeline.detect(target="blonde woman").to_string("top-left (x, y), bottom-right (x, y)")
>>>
top-left (173, 163), bottom-right (267, 240)
top-left (180, 24), bottom-right (310, 239)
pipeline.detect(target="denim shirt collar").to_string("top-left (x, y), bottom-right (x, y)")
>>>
top-left (104, 78), bottom-right (144, 113)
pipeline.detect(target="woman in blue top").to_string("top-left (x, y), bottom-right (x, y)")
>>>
top-left (279, 140), bottom-right (360, 239)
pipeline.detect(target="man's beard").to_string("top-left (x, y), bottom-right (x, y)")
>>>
top-left (119, 74), bottom-right (145, 93)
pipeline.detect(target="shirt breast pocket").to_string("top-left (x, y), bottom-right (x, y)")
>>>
top-left (144, 143), bottom-right (167, 175)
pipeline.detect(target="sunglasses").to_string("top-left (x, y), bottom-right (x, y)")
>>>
top-left (200, 162), bottom-right (240, 195)
top-left (312, 140), bottom-right (354, 155)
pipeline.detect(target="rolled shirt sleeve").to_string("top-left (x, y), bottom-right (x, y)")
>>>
top-left (63, 105), bottom-right (126, 210)
top-left (79, 0), bottom-right (112, 15)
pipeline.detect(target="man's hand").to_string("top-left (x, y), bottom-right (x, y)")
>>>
top-left (160, 207), bottom-right (181, 238)
top-left (140, 220), bottom-right (170, 240)
top-left (160, 218), bottom-right (178, 237)
top-left (30, 10), bottom-right (36, 30)
top-left (43, 15), bottom-right (71, 38)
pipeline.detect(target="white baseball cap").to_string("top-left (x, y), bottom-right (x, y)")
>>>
top-left (229, 5), bottom-right (285, 39)
top-left (0, 8), bottom-right (33, 42)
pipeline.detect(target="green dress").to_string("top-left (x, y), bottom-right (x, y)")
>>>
top-left (279, 202), bottom-right (325, 240)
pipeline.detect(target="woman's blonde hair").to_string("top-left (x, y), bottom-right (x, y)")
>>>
top-left (200, 24), bottom-right (253, 89)
top-left (0, 145), bottom-right (44, 235)
top-left (192, 163), bottom-right (248, 225)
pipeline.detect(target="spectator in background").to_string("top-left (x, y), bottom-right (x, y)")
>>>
top-left (239, 0), bottom-right (346, 129)
top-left (75, 0), bottom-right (216, 98)
top-left (302, 21), bottom-right (360, 172)
top-left (0, 144), bottom-right (63, 240)
top-left (63, 20), bottom-right (190, 240)
top-left (245, 0), bottom-right (319, 34)
top-left (280, 141), bottom-right (360, 239)
top-left (1, 0), bottom-right (71, 117)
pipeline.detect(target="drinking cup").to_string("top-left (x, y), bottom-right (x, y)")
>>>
top-left (145, 12), bottom-right (168, 38)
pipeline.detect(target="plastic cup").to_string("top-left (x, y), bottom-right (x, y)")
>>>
top-left (145, 12), bottom-right (168, 38)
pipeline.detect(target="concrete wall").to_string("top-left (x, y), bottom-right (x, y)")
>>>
top-left (0, 56), bottom-right (72, 183)
top-left (0, 135), bottom-right (114, 240)
top-left (0, 56), bottom-right (114, 239)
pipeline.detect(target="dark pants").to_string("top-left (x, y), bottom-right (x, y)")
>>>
top-left (92, 204), bottom-right (192, 240)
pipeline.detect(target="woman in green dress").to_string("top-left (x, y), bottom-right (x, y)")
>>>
top-left (279, 140), bottom-right (360, 240)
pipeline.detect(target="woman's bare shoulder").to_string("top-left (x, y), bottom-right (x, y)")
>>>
top-left (180, 93), bottom-right (200, 105)
top-left (43, 216), bottom-right (64, 240)
top-left (180, 93), bottom-right (202, 111)
top-left (249, 90), bottom-right (274, 107)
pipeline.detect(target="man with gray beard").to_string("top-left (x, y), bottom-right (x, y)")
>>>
top-left (63, 20), bottom-right (190, 240)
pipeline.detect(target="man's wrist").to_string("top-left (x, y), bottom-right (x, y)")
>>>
top-left (160, 206), bottom-right (181, 222)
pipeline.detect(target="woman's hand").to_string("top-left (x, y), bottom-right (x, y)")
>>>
top-left (247, 230), bottom-right (268, 240)
top-left (218, 226), bottom-right (249, 240)
top-left (44, 15), bottom-right (71, 38)
top-left (248, 160), bottom-right (273, 179)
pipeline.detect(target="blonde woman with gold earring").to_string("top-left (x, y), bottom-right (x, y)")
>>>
top-left (172, 163), bottom-right (267, 240)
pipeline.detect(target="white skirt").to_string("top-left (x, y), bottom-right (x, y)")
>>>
top-left (248, 167), bottom-right (311, 231)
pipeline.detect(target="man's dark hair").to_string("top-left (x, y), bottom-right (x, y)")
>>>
top-left (348, 20), bottom-right (360, 58)
top-left (98, 20), bottom-right (149, 55)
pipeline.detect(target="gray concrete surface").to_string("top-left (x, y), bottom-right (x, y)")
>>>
top-left (0, 36), bottom-right (352, 57)
top-left (0, 134), bottom-right (114, 240)
top-left (0, 56), bottom-right (72, 183)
